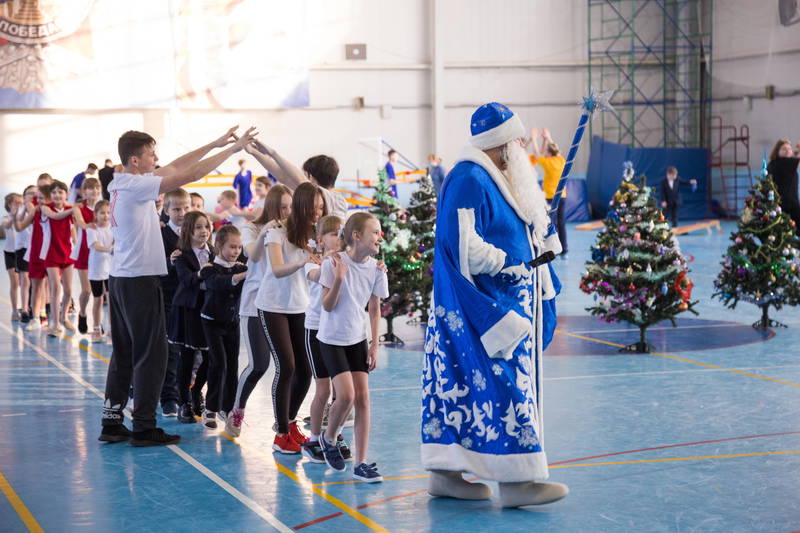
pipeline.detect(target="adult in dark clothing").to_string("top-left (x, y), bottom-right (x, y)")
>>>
top-left (98, 160), bottom-right (115, 201)
top-left (767, 139), bottom-right (800, 236)
top-left (659, 166), bottom-right (697, 228)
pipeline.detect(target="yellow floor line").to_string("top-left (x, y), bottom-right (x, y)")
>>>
top-left (550, 449), bottom-right (800, 469)
top-left (557, 329), bottom-right (800, 388)
top-left (0, 471), bottom-right (44, 533)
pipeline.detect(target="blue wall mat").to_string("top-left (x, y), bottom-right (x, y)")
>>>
top-left (586, 136), bottom-right (710, 220)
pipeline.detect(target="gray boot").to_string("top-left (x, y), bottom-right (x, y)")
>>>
top-left (498, 481), bottom-right (569, 507)
top-left (428, 470), bottom-right (492, 500)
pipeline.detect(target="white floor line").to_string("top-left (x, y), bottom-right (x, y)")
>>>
top-left (0, 322), bottom-right (293, 533)
top-left (1, 413), bottom-right (26, 417)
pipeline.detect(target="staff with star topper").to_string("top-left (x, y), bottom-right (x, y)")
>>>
top-left (420, 93), bottom-right (612, 508)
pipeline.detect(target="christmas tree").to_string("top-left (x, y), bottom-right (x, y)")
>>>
top-left (712, 172), bottom-right (800, 329)
top-left (405, 173), bottom-right (436, 322)
top-left (370, 169), bottom-right (422, 344)
top-left (580, 162), bottom-right (698, 352)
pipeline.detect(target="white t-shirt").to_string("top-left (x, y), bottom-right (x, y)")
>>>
top-left (3, 216), bottom-right (16, 253)
top-left (238, 222), bottom-right (267, 317)
top-left (317, 251), bottom-right (389, 346)
top-left (86, 226), bottom-right (113, 281)
top-left (254, 225), bottom-right (310, 314)
top-left (320, 187), bottom-right (349, 219)
top-left (108, 172), bottom-right (167, 277)
top-left (304, 262), bottom-right (323, 330)
top-left (14, 212), bottom-right (31, 251)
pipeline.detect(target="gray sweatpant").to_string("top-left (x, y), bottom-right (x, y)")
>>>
top-left (102, 276), bottom-right (168, 432)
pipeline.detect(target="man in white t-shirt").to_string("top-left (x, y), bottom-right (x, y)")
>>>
top-left (244, 141), bottom-right (349, 218)
top-left (100, 125), bottom-right (257, 447)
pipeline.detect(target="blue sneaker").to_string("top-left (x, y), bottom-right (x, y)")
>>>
top-left (320, 436), bottom-right (345, 471)
top-left (353, 462), bottom-right (383, 483)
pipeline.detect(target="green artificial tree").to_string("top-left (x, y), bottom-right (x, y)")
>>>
top-left (370, 169), bottom-right (423, 344)
top-left (580, 162), bottom-right (698, 352)
top-left (405, 173), bottom-right (436, 323)
top-left (713, 174), bottom-right (800, 329)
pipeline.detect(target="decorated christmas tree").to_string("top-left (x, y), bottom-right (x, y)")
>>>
top-left (580, 162), bottom-right (697, 352)
top-left (712, 171), bottom-right (800, 329)
top-left (405, 173), bottom-right (436, 322)
top-left (370, 169), bottom-right (422, 344)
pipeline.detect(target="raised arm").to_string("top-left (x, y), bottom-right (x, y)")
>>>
top-left (158, 127), bottom-right (258, 194)
top-left (246, 140), bottom-right (307, 191)
top-left (529, 128), bottom-right (542, 158)
top-left (157, 126), bottom-right (239, 178)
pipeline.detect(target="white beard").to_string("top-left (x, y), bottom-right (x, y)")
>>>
top-left (501, 141), bottom-right (550, 243)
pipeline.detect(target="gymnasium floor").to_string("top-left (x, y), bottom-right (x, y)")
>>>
top-left (1, 220), bottom-right (799, 532)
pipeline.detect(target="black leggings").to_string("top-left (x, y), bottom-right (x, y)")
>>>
top-left (203, 318), bottom-right (240, 414)
top-left (235, 316), bottom-right (270, 410)
top-left (258, 309), bottom-right (310, 434)
top-left (177, 346), bottom-right (208, 405)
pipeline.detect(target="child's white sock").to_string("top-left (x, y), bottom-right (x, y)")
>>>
top-left (309, 433), bottom-right (319, 442)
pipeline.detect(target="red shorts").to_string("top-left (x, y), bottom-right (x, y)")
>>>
top-left (28, 260), bottom-right (47, 279)
top-left (44, 259), bottom-right (74, 270)
top-left (74, 245), bottom-right (90, 270)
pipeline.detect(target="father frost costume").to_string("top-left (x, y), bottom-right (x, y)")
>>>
top-left (421, 102), bottom-right (568, 507)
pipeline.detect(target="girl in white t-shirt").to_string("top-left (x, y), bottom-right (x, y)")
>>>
top-left (317, 212), bottom-right (389, 482)
top-left (3, 193), bottom-right (22, 320)
top-left (255, 182), bottom-right (325, 454)
top-left (226, 184), bottom-right (292, 437)
top-left (299, 214), bottom-right (351, 464)
top-left (86, 201), bottom-right (113, 342)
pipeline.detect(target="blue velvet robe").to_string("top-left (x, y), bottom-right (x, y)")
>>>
top-left (421, 146), bottom-right (560, 482)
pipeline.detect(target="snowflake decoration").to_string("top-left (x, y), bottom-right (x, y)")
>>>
top-left (423, 417), bottom-right (443, 439)
top-left (445, 310), bottom-right (464, 333)
top-left (518, 426), bottom-right (539, 448)
top-left (492, 364), bottom-right (503, 376)
top-left (472, 369), bottom-right (487, 391)
top-left (435, 305), bottom-right (446, 318)
top-left (462, 437), bottom-right (474, 449)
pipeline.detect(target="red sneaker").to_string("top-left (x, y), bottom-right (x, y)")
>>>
top-left (288, 421), bottom-right (307, 445)
top-left (272, 433), bottom-right (301, 454)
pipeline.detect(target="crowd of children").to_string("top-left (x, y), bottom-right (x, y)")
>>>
top-left (2, 127), bottom-right (388, 482)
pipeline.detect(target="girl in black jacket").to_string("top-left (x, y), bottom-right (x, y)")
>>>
top-left (199, 225), bottom-right (247, 428)
top-left (768, 139), bottom-right (800, 235)
top-left (169, 211), bottom-right (214, 425)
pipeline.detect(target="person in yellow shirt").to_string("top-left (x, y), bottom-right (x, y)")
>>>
top-left (529, 128), bottom-right (568, 256)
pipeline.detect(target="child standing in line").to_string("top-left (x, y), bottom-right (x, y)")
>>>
top-left (199, 225), bottom-right (247, 425)
top-left (317, 212), bottom-right (388, 482)
top-left (300, 214), bottom-right (353, 464)
top-left (170, 211), bottom-right (214, 426)
top-left (16, 184), bottom-right (50, 330)
top-left (71, 177), bottom-right (102, 334)
top-left (13, 186), bottom-right (36, 322)
top-left (227, 184), bottom-right (292, 437)
top-left (86, 200), bottom-right (113, 342)
top-left (190, 192), bottom-right (206, 212)
top-left (248, 176), bottom-right (273, 220)
top-left (40, 180), bottom-right (76, 336)
top-left (215, 189), bottom-right (247, 229)
top-left (255, 182), bottom-right (325, 453)
top-left (3, 193), bottom-right (22, 321)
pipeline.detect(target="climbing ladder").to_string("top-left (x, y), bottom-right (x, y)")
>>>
top-left (709, 116), bottom-right (751, 218)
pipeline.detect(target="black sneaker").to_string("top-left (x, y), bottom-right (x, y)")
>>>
top-left (78, 314), bottom-right (88, 334)
top-left (301, 440), bottom-right (325, 463)
top-left (177, 403), bottom-right (196, 424)
top-left (131, 428), bottom-right (181, 447)
top-left (320, 435), bottom-right (345, 471)
top-left (337, 434), bottom-right (353, 461)
top-left (98, 424), bottom-right (133, 443)
top-left (20, 311), bottom-right (31, 323)
top-left (353, 462), bottom-right (383, 483)
top-left (162, 401), bottom-right (179, 417)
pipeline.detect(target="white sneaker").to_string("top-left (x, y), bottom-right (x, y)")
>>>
top-left (62, 319), bottom-right (76, 332)
top-left (25, 320), bottom-right (41, 331)
top-left (202, 409), bottom-right (217, 429)
top-left (91, 328), bottom-right (103, 343)
top-left (225, 408), bottom-right (244, 437)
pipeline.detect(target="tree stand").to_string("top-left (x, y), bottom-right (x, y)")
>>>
top-left (752, 304), bottom-right (787, 330)
top-left (620, 325), bottom-right (654, 353)
top-left (379, 315), bottom-right (405, 346)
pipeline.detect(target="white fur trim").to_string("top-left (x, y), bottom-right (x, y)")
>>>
top-left (542, 232), bottom-right (563, 257)
top-left (457, 145), bottom-right (532, 225)
top-left (470, 114), bottom-right (525, 150)
top-left (481, 310), bottom-right (531, 360)
top-left (458, 208), bottom-right (507, 281)
top-left (421, 442), bottom-right (549, 482)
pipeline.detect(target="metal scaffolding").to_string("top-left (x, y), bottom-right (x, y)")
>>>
top-left (588, 0), bottom-right (713, 148)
